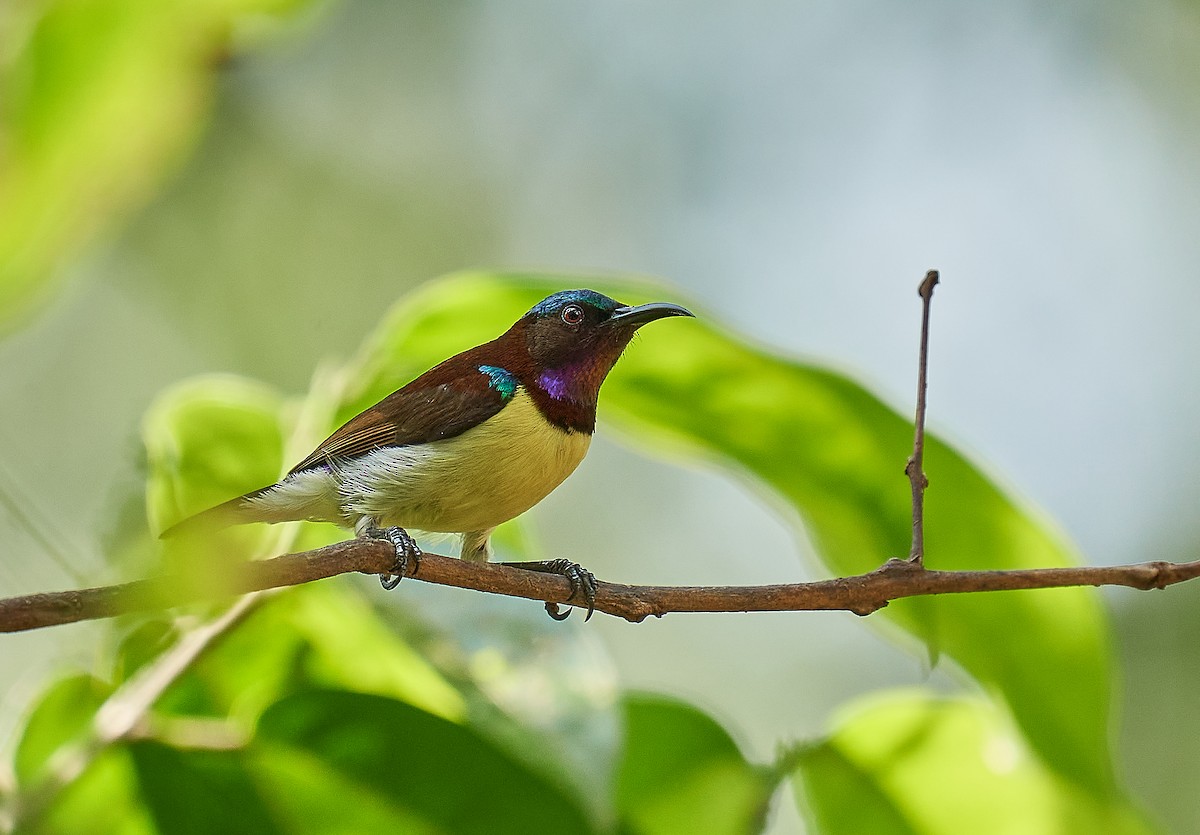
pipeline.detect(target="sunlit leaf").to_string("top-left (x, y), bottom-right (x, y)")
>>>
top-left (615, 694), bottom-right (773, 835)
top-left (257, 689), bottom-right (600, 834)
top-left (0, 0), bottom-right (314, 331)
top-left (339, 271), bottom-right (1115, 795)
top-left (142, 373), bottom-right (287, 578)
top-left (791, 691), bottom-right (1154, 835)
top-left (124, 582), bottom-right (467, 728)
top-left (240, 582), bottom-right (467, 721)
top-left (142, 374), bottom-right (285, 535)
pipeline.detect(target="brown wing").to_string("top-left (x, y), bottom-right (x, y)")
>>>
top-left (288, 362), bottom-right (515, 475)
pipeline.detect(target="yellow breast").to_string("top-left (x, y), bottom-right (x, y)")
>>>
top-left (343, 388), bottom-right (592, 534)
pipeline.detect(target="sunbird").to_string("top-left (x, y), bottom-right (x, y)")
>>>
top-left (163, 289), bottom-right (693, 619)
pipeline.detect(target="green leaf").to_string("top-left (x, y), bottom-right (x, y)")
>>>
top-left (22, 747), bottom-right (157, 835)
top-left (214, 582), bottom-right (467, 723)
top-left (13, 675), bottom-right (112, 785)
top-left (340, 271), bottom-right (1115, 795)
top-left (124, 582), bottom-right (467, 727)
top-left (142, 373), bottom-right (289, 580)
top-left (0, 0), bottom-right (313, 331)
top-left (615, 694), bottom-right (774, 835)
top-left (256, 689), bottom-right (600, 835)
top-left (142, 374), bottom-right (285, 536)
top-left (128, 740), bottom-right (283, 835)
top-left (12, 681), bottom-right (154, 835)
top-left (112, 620), bottom-right (179, 685)
top-left (791, 691), bottom-right (1154, 835)
top-left (276, 583), bottom-right (467, 720)
top-left (248, 744), bottom-right (448, 835)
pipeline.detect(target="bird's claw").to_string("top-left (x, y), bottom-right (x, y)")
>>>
top-left (545, 602), bottom-right (571, 621)
top-left (500, 558), bottom-right (596, 621)
top-left (549, 558), bottom-right (597, 621)
top-left (363, 525), bottom-right (422, 589)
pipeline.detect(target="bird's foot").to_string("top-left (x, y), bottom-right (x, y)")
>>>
top-left (362, 525), bottom-right (422, 590)
top-left (498, 558), bottom-right (598, 621)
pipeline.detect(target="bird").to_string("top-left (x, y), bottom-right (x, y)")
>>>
top-left (161, 288), bottom-right (693, 619)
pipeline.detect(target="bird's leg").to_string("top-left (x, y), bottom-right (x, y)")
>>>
top-left (357, 519), bottom-right (422, 590)
top-left (460, 529), bottom-right (494, 564)
top-left (497, 559), bottom-right (598, 621)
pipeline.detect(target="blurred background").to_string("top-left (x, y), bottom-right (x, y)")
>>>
top-left (3, 0), bottom-right (1200, 831)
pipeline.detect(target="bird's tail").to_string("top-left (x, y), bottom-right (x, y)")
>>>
top-left (158, 486), bottom-right (274, 539)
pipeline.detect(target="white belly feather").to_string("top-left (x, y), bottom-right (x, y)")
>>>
top-left (246, 389), bottom-right (591, 535)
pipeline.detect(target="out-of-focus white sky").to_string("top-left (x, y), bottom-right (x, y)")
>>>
top-left (3, 1), bottom-right (1200, 831)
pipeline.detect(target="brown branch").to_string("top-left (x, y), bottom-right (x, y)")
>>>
top-left (3, 539), bottom-right (1199, 632)
top-left (905, 269), bottom-right (939, 565)
top-left (1, 267), bottom-right (1193, 631)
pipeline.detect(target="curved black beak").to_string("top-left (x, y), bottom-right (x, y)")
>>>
top-left (608, 301), bottom-right (694, 328)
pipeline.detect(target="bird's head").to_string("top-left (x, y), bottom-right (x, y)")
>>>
top-left (513, 289), bottom-right (693, 402)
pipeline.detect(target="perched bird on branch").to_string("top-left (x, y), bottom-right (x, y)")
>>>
top-left (162, 289), bottom-right (693, 619)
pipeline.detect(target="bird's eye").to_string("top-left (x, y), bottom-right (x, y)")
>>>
top-left (561, 304), bottom-right (584, 325)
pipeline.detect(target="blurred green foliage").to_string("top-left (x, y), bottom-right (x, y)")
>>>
top-left (615, 695), bottom-right (776, 834)
top-left (0, 2), bottom-right (1161, 832)
top-left (0, 271), bottom-right (1151, 834)
top-left (792, 692), bottom-right (1151, 835)
top-left (0, 0), bottom-right (312, 332)
top-left (143, 375), bottom-right (286, 568)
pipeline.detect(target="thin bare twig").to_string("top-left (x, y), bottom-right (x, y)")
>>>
top-left (905, 270), bottom-right (939, 564)
top-left (92, 593), bottom-right (263, 743)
